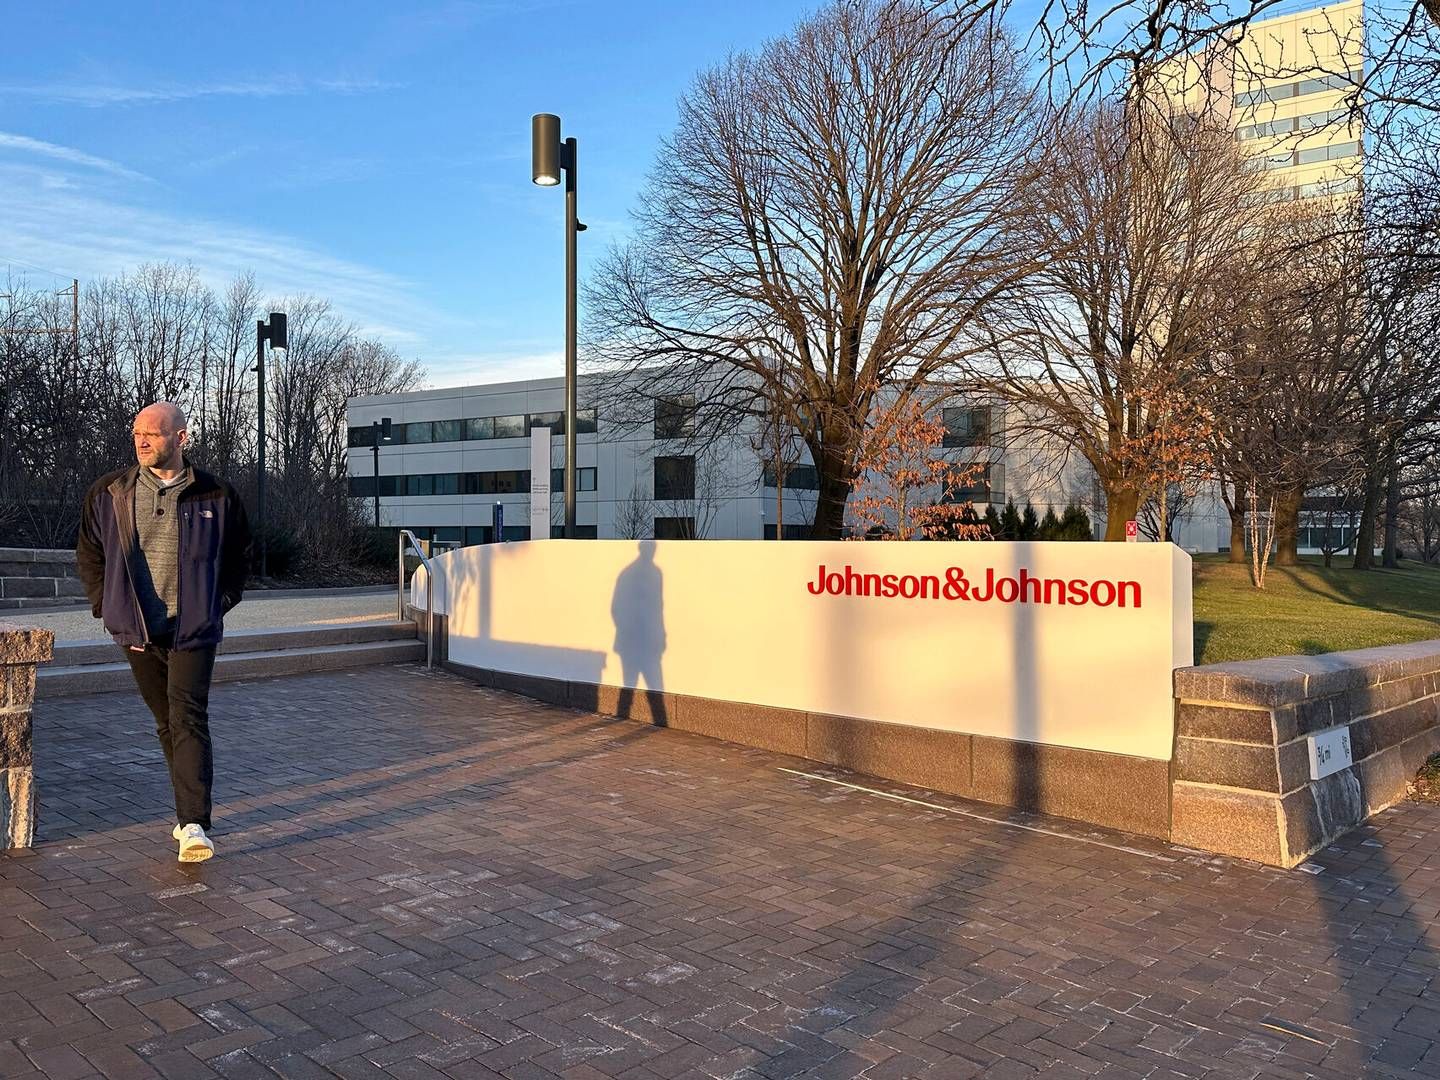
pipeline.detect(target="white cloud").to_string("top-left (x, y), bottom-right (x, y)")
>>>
top-left (0, 131), bottom-right (147, 180)
top-left (423, 349), bottom-right (567, 388)
top-left (0, 76), bottom-right (400, 108)
top-left (0, 163), bottom-right (464, 357)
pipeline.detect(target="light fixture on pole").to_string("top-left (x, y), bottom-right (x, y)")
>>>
top-left (532, 112), bottom-right (586, 538)
top-left (372, 417), bottom-right (392, 529)
top-left (253, 311), bottom-right (287, 577)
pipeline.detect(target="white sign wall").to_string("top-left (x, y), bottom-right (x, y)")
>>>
top-left (419, 540), bottom-right (1193, 760)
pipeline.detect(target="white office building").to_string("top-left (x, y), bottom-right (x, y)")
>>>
top-left (346, 372), bottom-right (1232, 550)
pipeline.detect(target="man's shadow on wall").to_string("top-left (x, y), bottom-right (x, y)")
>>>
top-left (611, 541), bottom-right (669, 726)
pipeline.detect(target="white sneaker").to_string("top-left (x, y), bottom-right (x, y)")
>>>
top-left (176, 823), bottom-right (215, 863)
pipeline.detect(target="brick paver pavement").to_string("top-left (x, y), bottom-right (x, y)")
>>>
top-left (3, 664), bottom-right (1437, 1080)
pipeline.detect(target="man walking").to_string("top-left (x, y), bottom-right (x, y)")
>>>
top-left (76, 402), bottom-right (252, 862)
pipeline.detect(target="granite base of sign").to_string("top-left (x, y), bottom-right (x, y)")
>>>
top-left (1172, 642), bottom-right (1440, 867)
top-left (1, 619), bottom-right (54, 850)
top-left (419, 610), bottom-right (1172, 838)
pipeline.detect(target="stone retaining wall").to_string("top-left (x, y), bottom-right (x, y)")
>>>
top-left (1173, 642), bottom-right (1440, 867)
top-left (1, 619), bottom-right (54, 848)
top-left (0, 548), bottom-right (86, 609)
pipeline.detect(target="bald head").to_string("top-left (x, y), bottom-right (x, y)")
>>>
top-left (137, 401), bottom-right (187, 432)
top-left (132, 401), bottom-right (189, 477)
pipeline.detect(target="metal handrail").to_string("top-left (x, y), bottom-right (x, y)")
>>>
top-left (397, 529), bottom-right (435, 670)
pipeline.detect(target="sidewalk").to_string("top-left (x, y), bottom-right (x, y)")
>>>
top-left (3, 664), bottom-right (1437, 1079)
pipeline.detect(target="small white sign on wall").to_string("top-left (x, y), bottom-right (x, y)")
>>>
top-left (1308, 725), bottom-right (1353, 780)
top-left (530, 427), bottom-right (551, 540)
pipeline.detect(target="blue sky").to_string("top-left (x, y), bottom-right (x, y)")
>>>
top-left (0, 1), bottom-right (818, 386)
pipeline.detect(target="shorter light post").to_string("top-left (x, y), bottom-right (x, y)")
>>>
top-left (253, 311), bottom-right (287, 577)
top-left (372, 417), bottom-right (392, 528)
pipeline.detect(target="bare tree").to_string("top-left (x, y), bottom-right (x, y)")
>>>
top-left (119, 263), bottom-right (212, 412)
top-left (200, 272), bottom-right (263, 478)
top-left (971, 99), bottom-right (1268, 539)
top-left (319, 339), bottom-right (425, 482)
top-left (587, 0), bottom-right (1042, 538)
top-left (614, 482), bottom-right (654, 540)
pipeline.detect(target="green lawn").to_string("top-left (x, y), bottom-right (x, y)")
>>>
top-left (1192, 555), bottom-right (1440, 664)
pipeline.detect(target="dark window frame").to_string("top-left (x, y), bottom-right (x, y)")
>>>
top-left (654, 395), bottom-right (697, 439)
top-left (654, 516), bottom-right (696, 540)
top-left (654, 455), bottom-right (696, 500)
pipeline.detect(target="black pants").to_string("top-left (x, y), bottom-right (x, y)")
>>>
top-left (122, 636), bottom-right (218, 830)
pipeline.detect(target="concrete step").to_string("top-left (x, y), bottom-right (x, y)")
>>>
top-left (38, 624), bottom-right (425, 699)
top-left (50, 620), bottom-right (417, 667)
top-left (0, 595), bottom-right (90, 611)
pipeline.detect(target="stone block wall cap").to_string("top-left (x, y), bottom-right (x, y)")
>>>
top-left (1176, 637), bottom-right (1440, 706)
top-left (0, 548), bottom-right (76, 563)
top-left (0, 620), bottom-right (57, 664)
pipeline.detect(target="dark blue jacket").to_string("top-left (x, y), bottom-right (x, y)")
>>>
top-left (75, 462), bottom-right (252, 650)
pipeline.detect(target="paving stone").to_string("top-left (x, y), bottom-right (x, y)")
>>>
top-left (0, 665), bottom-right (1436, 1079)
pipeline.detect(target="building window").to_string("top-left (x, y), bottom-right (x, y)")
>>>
top-left (529, 411), bottom-right (564, 433)
top-left (406, 474), bottom-right (434, 496)
top-left (465, 417), bottom-right (495, 440)
top-left (654, 394), bottom-right (697, 439)
top-left (494, 414), bottom-right (526, 439)
top-left (654, 516), bottom-right (695, 539)
top-left (349, 476), bottom-right (403, 497)
top-left (1299, 177), bottom-right (1359, 198)
top-left (942, 406), bottom-right (993, 448)
top-left (1237, 69), bottom-right (1362, 109)
top-left (551, 467), bottom-right (597, 492)
top-left (761, 463), bottom-right (819, 490)
top-left (431, 420), bottom-right (462, 443)
top-left (763, 524), bottom-right (811, 539)
top-left (495, 469), bottom-right (529, 493)
top-left (347, 424), bottom-right (408, 447)
top-left (577, 408), bottom-right (598, 434)
top-left (654, 455), bottom-right (696, 500)
top-left (1296, 72), bottom-right (1357, 96)
top-left (943, 463), bottom-right (1005, 504)
top-left (567, 525), bottom-right (599, 539)
top-left (404, 421), bottom-right (433, 443)
top-left (1297, 108), bottom-right (1349, 134)
top-left (433, 473), bottom-right (460, 496)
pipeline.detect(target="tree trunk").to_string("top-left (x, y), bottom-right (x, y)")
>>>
top-left (1273, 486), bottom-right (1304, 566)
top-left (1228, 505), bottom-right (1246, 563)
top-left (1353, 460), bottom-right (1384, 570)
top-left (1102, 486), bottom-right (1141, 542)
top-left (809, 439), bottom-right (852, 540)
top-left (776, 472), bottom-right (784, 539)
top-left (1382, 466), bottom-right (1401, 568)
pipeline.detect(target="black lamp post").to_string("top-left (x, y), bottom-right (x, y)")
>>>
top-left (372, 417), bottom-right (392, 528)
top-left (532, 113), bottom-right (586, 538)
top-left (253, 311), bottom-right (287, 577)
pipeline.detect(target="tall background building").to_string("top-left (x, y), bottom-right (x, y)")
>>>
top-left (1159, 0), bottom-right (1364, 201)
